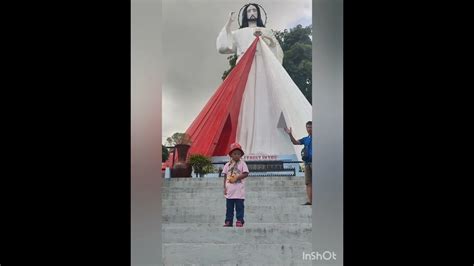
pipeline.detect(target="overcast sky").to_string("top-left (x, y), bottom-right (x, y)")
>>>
top-left (162, 0), bottom-right (312, 144)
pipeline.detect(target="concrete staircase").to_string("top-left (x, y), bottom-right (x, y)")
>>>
top-left (162, 176), bottom-right (312, 265)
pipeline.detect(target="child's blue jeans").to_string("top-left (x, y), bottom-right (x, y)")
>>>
top-left (225, 198), bottom-right (245, 224)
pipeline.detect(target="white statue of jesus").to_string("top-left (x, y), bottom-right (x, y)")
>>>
top-left (215, 3), bottom-right (312, 158)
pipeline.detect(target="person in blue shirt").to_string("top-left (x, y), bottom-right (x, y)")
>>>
top-left (285, 121), bottom-right (313, 205)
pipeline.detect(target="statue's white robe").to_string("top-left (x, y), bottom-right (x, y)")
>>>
top-left (216, 25), bottom-right (312, 159)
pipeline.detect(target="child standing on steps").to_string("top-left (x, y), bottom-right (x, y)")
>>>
top-left (223, 143), bottom-right (249, 227)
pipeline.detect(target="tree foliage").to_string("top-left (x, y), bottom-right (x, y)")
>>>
top-left (165, 132), bottom-right (192, 146)
top-left (162, 144), bottom-right (169, 162)
top-left (222, 54), bottom-right (238, 80)
top-left (274, 24), bottom-right (312, 103)
top-left (189, 154), bottom-right (214, 177)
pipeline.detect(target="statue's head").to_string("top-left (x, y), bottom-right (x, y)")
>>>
top-left (240, 3), bottom-right (265, 28)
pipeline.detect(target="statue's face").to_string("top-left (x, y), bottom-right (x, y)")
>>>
top-left (246, 5), bottom-right (258, 20)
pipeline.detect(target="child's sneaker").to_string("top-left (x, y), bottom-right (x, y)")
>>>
top-left (223, 221), bottom-right (233, 227)
top-left (236, 221), bottom-right (244, 227)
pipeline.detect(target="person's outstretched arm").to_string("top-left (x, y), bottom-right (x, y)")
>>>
top-left (284, 127), bottom-right (301, 145)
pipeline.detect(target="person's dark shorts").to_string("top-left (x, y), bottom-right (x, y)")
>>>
top-left (304, 163), bottom-right (312, 185)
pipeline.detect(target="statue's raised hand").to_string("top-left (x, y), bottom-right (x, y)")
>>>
top-left (228, 11), bottom-right (236, 24)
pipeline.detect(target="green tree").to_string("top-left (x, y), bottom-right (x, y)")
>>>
top-left (162, 144), bottom-right (169, 162)
top-left (165, 132), bottom-right (192, 146)
top-left (222, 24), bottom-right (312, 103)
top-left (221, 54), bottom-right (238, 81)
top-left (189, 154), bottom-right (214, 177)
top-left (274, 24), bottom-right (312, 104)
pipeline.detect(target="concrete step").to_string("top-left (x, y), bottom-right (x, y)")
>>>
top-left (163, 243), bottom-right (313, 266)
top-left (163, 205), bottom-right (312, 215)
top-left (162, 175), bottom-right (313, 264)
top-left (162, 210), bottom-right (311, 224)
top-left (161, 186), bottom-right (307, 194)
top-left (161, 191), bottom-right (307, 200)
top-left (164, 176), bottom-right (305, 183)
top-left (162, 197), bottom-right (310, 207)
top-left (163, 223), bottom-right (311, 244)
top-left (162, 178), bottom-right (307, 188)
